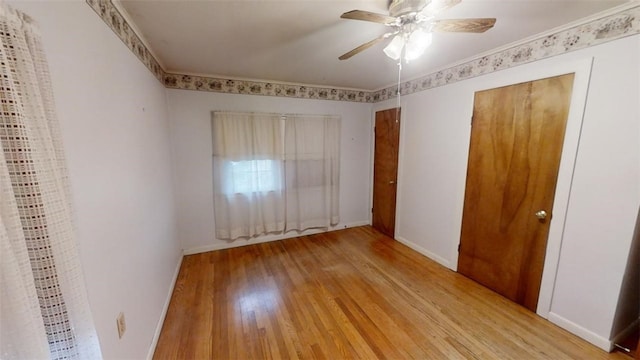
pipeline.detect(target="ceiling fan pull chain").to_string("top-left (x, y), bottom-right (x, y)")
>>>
top-left (396, 57), bottom-right (402, 122)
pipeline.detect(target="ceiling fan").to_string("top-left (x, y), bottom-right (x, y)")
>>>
top-left (338, 0), bottom-right (496, 61)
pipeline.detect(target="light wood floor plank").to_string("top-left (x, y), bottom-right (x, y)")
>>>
top-left (154, 226), bottom-right (627, 359)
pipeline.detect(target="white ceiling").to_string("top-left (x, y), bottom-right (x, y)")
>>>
top-left (118, 0), bottom-right (627, 91)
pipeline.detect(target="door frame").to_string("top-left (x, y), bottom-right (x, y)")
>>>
top-left (369, 103), bottom-right (408, 239)
top-left (458, 73), bottom-right (577, 312)
top-left (452, 57), bottom-right (594, 318)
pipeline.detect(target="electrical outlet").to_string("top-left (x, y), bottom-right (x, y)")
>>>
top-left (116, 312), bottom-right (126, 339)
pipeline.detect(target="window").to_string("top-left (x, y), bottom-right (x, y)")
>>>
top-left (223, 159), bottom-right (282, 195)
top-left (211, 111), bottom-right (340, 240)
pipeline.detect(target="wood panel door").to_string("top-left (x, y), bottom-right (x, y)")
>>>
top-left (372, 108), bottom-right (401, 238)
top-left (458, 74), bottom-right (575, 312)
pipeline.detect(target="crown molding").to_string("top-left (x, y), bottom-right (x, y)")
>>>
top-left (163, 73), bottom-right (373, 103)
top-left (86, 0), bottom-right (639, 103)
top-left (85, 0), bottom-right (164, 82)
top-left (110, 0), bottom-right (166, 71)
top-left (372, 3), bottom-right (640, 101)
top-left (375, 0), bottom-right (640, 93)
top-left (167, 70), bottom-right (371, 93)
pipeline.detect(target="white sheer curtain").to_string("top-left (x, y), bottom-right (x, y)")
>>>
top-left (212, 112), bottom-right (340, 241)
top-left (212, 112), bottom-right (286, 240)
top-left (0, 5), bottom-right (101, 359)
top-left (284, 115), bottom-right (340, 231)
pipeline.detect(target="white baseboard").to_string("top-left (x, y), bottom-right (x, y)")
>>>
top-left (146, 252), bottom-right (184, 360)
top-left (395, 236), bottom-right (451, 269)
top-left (183, 220), bottom-right (371, 255)
top-left (611, 317), bottom-right (640, 349)
top-left (547, 312), bottom-right (612, 351)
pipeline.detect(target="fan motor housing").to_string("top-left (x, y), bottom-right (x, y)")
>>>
top-left (389, 0), bottom-right (428, 17)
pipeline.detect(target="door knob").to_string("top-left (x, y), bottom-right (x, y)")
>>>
top-left (389, 180), bottom-right (395, 184)
top-left (535, 210), bottom-right (547, 220)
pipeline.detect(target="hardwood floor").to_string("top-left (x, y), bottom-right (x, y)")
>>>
top-left (153, 226), bottom-right (625, 359)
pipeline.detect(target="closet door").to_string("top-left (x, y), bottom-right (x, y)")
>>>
top-left (372, 108), bottom-right (401, 238)
top-left (458, 74), bottom-right (575, 311)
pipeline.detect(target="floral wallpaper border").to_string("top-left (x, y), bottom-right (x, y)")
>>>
top-left (163, 74), bottom-right (373, 103)
top-left (86, 0), bottom-right (164, 82)
top-left (86, 0), bottom-right (639, 103)
top-left (84, 0), bottom-right (372, 103)
top-left (371, 4), bottom-right (640, 102)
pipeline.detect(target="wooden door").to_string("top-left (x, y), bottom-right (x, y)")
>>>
top-left (372, 108), bottom-right (401, 238)
top-left (458, 74), bottom-right (575, 312)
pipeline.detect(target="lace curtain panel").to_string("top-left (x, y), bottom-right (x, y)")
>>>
top-left (284, 114), bottom-right (340, 231)
top-left (212, 112), bottom-right (286, 240)
top-left (0, 5), bottom-right (101, 359)
top-left (212, 112), bottom-right (340, 240)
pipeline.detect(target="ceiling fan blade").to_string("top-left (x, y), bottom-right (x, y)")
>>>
top-left (421, 0), bottom-right (462, 17)
top-left (432, 18), bottom-right (496, 33)
top-left (341, 10), bottom-right (397, 25)
top-left (339, 33), bottom-right (394, 60)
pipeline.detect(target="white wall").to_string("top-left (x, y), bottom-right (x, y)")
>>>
top-left (167, 90), bottom-right (372, 253)
top-left (376, 34), bottom-right (640, 349)
top-left (7, 2), bottom-right (182, 359)
top-left (610, 207), bottom-right (640, 343)
top-left (549, 36), bottom-right (639, 346)
top-left (10, 1), bottom-right (637, 356)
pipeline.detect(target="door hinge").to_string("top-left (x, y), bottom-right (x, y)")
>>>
top-left (471, 115), bottom-right (474, 126)
top-left (458, 244), bottom-right (461, 252)
top-left (371, 207), bottom-right (374, 213)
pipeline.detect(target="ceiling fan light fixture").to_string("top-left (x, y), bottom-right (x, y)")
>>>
top-left (339, 1), bottom-right (496, 61)
top-left (405, 29), bottom-right (432, 61)
top-left (383, 34), bottom-right (405, 60)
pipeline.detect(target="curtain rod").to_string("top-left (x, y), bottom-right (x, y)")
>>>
top-left (211, 111), bottom-right (340, 119)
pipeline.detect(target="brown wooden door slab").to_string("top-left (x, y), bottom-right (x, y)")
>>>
top-left (372, 108), bottom-right (401, 238)
top-left (458, 74), bottom-right (575, 312)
